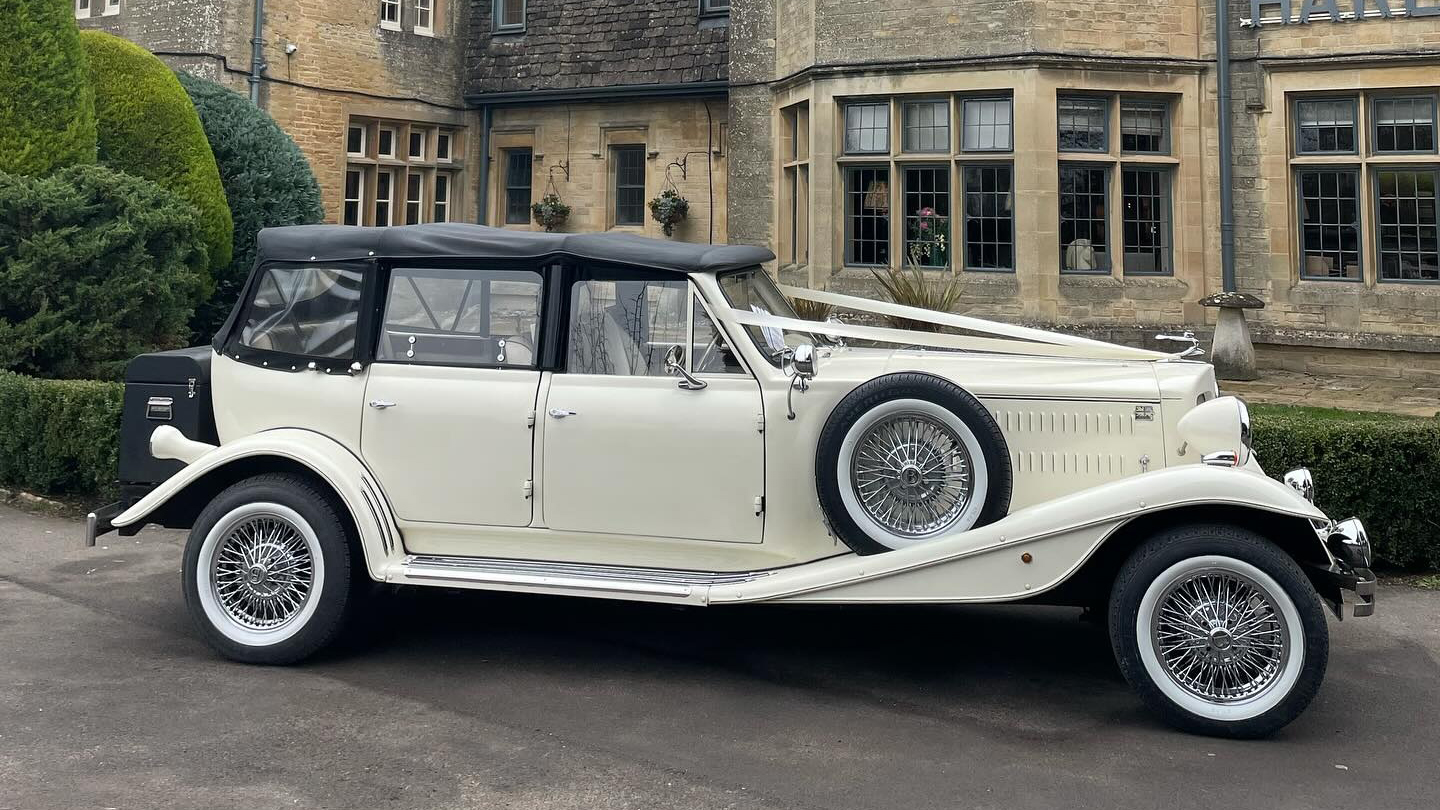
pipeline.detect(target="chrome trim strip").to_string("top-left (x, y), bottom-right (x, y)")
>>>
top-left (358, 485), bottom-right (389, 555)
top-left (401, 554), bottom-right (775, 593)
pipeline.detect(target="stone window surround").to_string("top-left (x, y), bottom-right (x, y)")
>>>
top-left (1289, 90), bottom-right (1440, 285)
top-left (489, 129), bottom-right (537, 229)
top-left (600, 127), bottom-right (652, 232)
top-left (1057, 91), bottom-right (1180, 277)
top-left (75, 0), bottom-right (119, 18)
top-left (833, 93), bottom-right (1030, 273)
top-left (380, 0), bottom-right (440, 35)
top-left (779, 102), bottom-right (811, 268)
top-left (343, 115), bottom-right (464, 227)
top-left (493, 0), bottom-right (526, 34)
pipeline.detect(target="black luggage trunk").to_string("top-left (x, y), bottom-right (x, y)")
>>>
top-left (119, 347), bottom-right (218, 489)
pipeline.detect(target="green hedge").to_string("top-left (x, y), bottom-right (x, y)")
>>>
top-left (176, 72), bottom-right (324, 342)
top-left (1251, 406), bottom-right (1440, 570)
top-left (0, 165), bottom-right (211, 380)
top-left (0, 371), bottom-right (121, 499)
top-left (0, 0), bottom-right (97, 177)
top-left (81, 31), bottom-right (233, 271)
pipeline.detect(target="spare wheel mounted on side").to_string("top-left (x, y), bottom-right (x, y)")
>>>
top-left (816, 373), bottom-right (1012, 555)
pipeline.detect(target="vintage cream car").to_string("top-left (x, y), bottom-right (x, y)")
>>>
top-left (90, 223), bottom-right (1375, 738)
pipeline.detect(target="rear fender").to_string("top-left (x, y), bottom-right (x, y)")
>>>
top-left (113, 428), bottom-right (403, 580)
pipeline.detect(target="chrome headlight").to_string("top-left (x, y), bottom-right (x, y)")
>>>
top-left (1284, 468), bottom-right (1315, 503)
top-left (1327, 517), bottom-right (1373, 570)
top-left (1177, 395), bottom-right (1251, 467)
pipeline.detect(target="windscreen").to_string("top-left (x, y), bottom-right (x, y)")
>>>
top-left (716, 266), bottom-right (816, 365)
top-left (238, 264), bottom-right (363, 359)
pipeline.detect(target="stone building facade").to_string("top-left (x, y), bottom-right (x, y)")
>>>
top-left (79, 1), bottom-right (1440, 379)
top-left (465, 1), bottom-right (731, 241)
top-left (727, 0), bottom-right (1440, 380)
top-left (76, 0), bottom-right (478, 228)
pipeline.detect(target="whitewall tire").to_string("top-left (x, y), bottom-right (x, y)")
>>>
top-left (1109, 524), bottom-right (1329, 738)
top-left (816, 373), bottom-right (1012, 555)
top-left (183, 474), bottom-right (355, 664)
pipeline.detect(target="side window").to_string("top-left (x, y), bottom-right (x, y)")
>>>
top-left (567, 277), bottom-right (688, 375)
top-left (380, 267), bottom-right (543, 368)
top-left (240, 264), bottom-right (364, 359)
top-left (691, 295), bottom-right (745, 374)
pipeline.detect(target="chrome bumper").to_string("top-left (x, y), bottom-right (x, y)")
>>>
top-left (1287, 467), bottom-right (1377, 619)
top-left (84, 501), bottom-right (123, 548)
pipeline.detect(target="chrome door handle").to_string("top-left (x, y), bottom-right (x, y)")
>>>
top-left (369, 400), bottom-right (397, 409)
top-left (548, 408), bottom-right (577, 419)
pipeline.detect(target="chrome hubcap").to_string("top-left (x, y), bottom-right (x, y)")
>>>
top-left (850, 411), bottom-right (973, 538)
top-left (1151, 569), bottom-right (1290, 703)
top-left (211, 514), bottom-right (315, 631)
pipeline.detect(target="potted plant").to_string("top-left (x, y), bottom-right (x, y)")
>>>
top-left (531, 193), bottom-right (571, 232)
top-left (648, 188), bottom-right (689, 236)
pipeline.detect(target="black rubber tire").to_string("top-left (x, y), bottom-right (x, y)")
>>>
top-left (182, 473), bottom-right (355, 665)
top-left (815, 372), bottom-right (1011, 555)
top-left (1108, 524), bottom-right (1329, 738)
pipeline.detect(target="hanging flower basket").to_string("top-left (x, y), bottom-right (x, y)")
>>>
top-left (648, 188), bottom-right (690, 237)
top-left (531, 193), bottom-right (571, 232)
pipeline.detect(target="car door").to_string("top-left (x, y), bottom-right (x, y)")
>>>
top-left (540, 270), bottom-right (766, 543)
top-left (360, 263), bottom-right (545, 527)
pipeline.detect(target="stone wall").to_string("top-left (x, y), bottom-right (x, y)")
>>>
top-left (81, 1), bottom-right (476, 225)
top-left (466, 0), bottom-right (728, 95)
top-left (486, 98), bottom-right (728, 241)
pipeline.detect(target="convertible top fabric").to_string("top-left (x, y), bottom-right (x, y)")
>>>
top-left (254, 223), bottom-right (775, 275)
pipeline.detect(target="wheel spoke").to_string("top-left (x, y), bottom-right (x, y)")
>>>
top-left (1150, 566), bottom-right (1291, 705)
top-left (849, 411), bottom-right (975, 539)
top-left (209, 511), bottom-right (315, 632)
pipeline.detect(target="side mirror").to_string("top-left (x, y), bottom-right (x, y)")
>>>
top-left (789, 342), bottom-right (817, 380)
top-left (663, 344), bottom-right (707, 391)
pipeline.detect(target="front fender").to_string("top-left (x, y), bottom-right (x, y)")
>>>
top-left (709, 465), bottom-right (1329, 605)
top-left (113, 428), bottom-right (402, 581)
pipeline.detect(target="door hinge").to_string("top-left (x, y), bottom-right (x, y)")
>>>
top-left (754, 495), bottom-right (765, 516)
top-left (522, 479), bottom-right (533, 500)
top-left (755, 412), bottom-right (766, 433)
top-left (526, 410), bottom-right (536, 428)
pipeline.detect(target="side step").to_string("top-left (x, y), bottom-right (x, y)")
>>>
top-left (397, 555), bottom-right (775, 600)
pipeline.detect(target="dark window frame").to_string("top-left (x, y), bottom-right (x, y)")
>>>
top-left (699, 0), bottom-right (730, 18)
top-left (901, 164), bottom-right (952, 269)
top-left (612, 144), bottom-right (647, 227)
top-left (1372, 165), bottom-right (1440, 284)
top-left (503, 148), bottom-right (533, 225)
top-left (960, 96), bottom-right (1014, 154)
top-left (1120, 165), bottom-right (1174, 275)
top-left (493, 0), bottom-right (525, 33)
top-left (1119, 98), bottom-right (1170, 155)
top-left (844, 165), bottom-right (892, 267)
top-left (222, 260), bottom-right (377, 374)
top-left (1295, 166), bottom-right (1363, 282)
top-left (1057, 96), bottom-right (1109, 154)
top-left (843, 101), bottom-right (891, 156)
top-left (960, 162), bottom-right (1015, 273)
top-left (376, 264), bottom-right (548, 370)
top-left (1294, 96), bottom-right (1359, 156)
top-left (1370, 94), bottom-right (1439, 156)
top-left (1058, 162), bottom-right (1112, 273)
top-left (901, 98), bottom-right (951, 155)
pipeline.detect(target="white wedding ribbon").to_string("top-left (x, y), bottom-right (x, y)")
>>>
top-left (720, 285), bottom-right (1168, 362)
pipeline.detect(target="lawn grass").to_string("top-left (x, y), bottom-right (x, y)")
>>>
top-left (1248, 403), bottom-right (1418, 423)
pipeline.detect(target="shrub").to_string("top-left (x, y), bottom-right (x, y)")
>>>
top-left (0, 165), bottom-right (210, 380)
top-left (0, 0), bottom-right (97, 176)
top-left (0, 371), bottom-right (122, 498)
top-left (80, 31), bottom-right (233, 271)
top-left (869, 264), bottom-right (966, 332)
top-left (1250, 406), bottom-right (1440, 569)
top-left (175, 72), bottom-right (324, 342)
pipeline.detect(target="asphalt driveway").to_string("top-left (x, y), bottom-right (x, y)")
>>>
top-left (1, 504), bottom-right (1437, 810)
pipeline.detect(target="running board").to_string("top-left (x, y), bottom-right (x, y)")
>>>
top-left (395, 555), bottom-right (776, 601)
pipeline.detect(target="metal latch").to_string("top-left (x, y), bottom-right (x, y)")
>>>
top-left (522, 479), bottom-right (533, 500)
top-left (146, 396), bottom-right (174, 421)
top-left (186, 378), bottom-right (197, 399)
top-left (754, 496), bottom-right (765, 516)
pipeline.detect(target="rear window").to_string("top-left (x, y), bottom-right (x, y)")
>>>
top-left (239, 264), bottom-right (364, 359)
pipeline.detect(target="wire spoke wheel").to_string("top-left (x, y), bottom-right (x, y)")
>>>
top-left (210, 512), bottom-right (316, 632)
top-left (1150, 567), bottom-right (1291, 705)
top-left (849, 410), bottom-right (974, 539)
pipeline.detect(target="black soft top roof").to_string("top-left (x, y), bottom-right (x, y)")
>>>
top-left (255, 223), bottom-right (775, 275)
